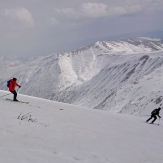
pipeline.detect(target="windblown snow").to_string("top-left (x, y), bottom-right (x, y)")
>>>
top-left (0, 91), bottom-right (163, 163)
top-left (0, 37), bottom-right (163, 115)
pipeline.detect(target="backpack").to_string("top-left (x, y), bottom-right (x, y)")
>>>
top-left (7, 80), bottom-right (10, 87)
top-left (151, 109), bottom-right (157, 115)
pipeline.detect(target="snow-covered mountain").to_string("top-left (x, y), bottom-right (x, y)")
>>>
top-left (0, 37), bottom-right (163, 115)
top-left (0, 90), bottom-right (163, 163)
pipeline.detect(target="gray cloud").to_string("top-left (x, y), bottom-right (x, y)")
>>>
top-left (3, 7), bottom-right (34, 28)
top-left (54, 3), bottom-right (142, 20)
top-left (0, 0), bottom-right (163, 60)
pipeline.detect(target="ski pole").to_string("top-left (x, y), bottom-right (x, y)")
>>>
top-left (158, 118), bottom-right (160, 126)
top-left (0, 93), bottom-right (11, 98)
top-left (16, 86), bottom-right (21, 92)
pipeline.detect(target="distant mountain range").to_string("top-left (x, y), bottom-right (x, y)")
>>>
top-left (76, 30), bottom-right (163, 49)
top-left (1, 37), bottom-right (163, 115)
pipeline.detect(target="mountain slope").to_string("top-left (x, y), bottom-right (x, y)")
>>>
top-left (0, 37), bottom-right (163, 115)
top-left (0, 90), bottom-right (163, 163)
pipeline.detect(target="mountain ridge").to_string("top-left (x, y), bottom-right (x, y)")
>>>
top-left (0, 37), bottom-right (163, 115)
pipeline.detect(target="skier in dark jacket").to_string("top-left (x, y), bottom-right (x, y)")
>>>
top-left (146, 107), bottom-right (161, 124)
top-left (8, 78), bottom-right (21, 101)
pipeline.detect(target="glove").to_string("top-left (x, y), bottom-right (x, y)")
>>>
top-left (19, 86), bottom-right (21, 88)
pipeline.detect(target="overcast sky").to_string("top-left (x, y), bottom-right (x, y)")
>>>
top-left (0, 0), bottom-right (163, 60)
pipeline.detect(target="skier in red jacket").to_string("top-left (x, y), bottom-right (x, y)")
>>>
top-left (9, 78), bottom-right (21, 101)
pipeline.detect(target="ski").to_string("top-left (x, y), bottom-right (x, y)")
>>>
top-left (150, 123), bottom-right (160, 126)
top-left (145, 122), bottom-right (160, 126)
top-left (6, 98), bottom-right (29, 104)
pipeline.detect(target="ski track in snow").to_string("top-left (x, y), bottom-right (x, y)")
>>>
top-left (0, 90), bottom-right (163, 163)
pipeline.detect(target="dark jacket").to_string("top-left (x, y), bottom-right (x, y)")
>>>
top-left (151, 108), bottom-right (161, 118)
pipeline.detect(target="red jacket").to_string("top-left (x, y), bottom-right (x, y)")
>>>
top-left (9, 79), bottom-right (20, 92)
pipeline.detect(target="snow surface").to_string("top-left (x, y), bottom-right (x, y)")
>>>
top-left (0, 90), bottom-right (163, 163)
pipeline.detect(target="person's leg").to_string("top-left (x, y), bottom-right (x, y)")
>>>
top-left (10, 90), bottom-right (17, 101)
top-left (146, 115), bottom-right (153, 122)
top-left (151, 115), bottom-right (157, 123)
top-left (10, 91), bottom-right (14, 99)
top-left (10, 90), bottom-right (18, 101)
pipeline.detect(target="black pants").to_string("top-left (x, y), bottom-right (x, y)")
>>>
top-left (10, 90), bottom-right (17, 100)
top-left (146, 115), bottom-right (157, 123)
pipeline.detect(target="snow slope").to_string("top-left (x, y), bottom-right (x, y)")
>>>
top-left (0, 37), bottom-right (163, 115)
top-left (0, 90), bottom-right (163, 163)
